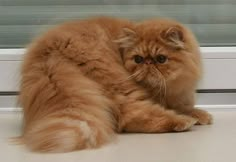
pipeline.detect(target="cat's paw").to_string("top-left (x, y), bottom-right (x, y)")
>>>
top-left (190, 109), bottom-right (213, 125)
top-left (173, 115), bottom-right (197, 132)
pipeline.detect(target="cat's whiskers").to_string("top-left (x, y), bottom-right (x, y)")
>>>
top-left (151, 67), bottom-right (167, 104)
top-left (118, 69), bottom-right (144, 83)
top-left (157, 80), bottom-right (164, 100)
top-left (159, 75), bottom-right (167, 105)
top-left (160, 78), bottom-right (167, 104)
top-left (163, 78), bottom-right (167, 99)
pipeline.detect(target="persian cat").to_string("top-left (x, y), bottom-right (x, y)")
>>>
top-left (19, 17), bottom-right (212, 153)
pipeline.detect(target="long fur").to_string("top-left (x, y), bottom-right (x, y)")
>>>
top-left (19, 17), bottom-right (212, 153)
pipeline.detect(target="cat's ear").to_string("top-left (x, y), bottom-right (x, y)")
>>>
top-left (113, 28), bottom-right (138, 48)
top-left (160, 27), bottom-right (185, 49)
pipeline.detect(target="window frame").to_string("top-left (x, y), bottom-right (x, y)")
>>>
top-left (0, 47), bottom-right (236, 111)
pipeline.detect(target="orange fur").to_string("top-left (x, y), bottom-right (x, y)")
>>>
top-left (19, 17), bottom-right (212, 153)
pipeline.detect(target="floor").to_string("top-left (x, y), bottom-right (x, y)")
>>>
top-left (1, 110), bottom-right (236, 162)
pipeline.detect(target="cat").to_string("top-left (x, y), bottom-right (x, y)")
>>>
top-left (19, 16), bottom-right (212, 153)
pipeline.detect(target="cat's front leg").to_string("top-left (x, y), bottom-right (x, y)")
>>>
top-left (117, 92), bottom-right (197, 133)
top-left (166, 92), bottom-right (213, 125)
top-left (185, 108), bottom-right (213, 125)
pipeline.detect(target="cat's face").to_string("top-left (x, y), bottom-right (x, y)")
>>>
top-left (116, 19), bottom-right (202, 91)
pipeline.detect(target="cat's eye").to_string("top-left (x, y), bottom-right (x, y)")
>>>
top-left (156, 55), bottom-right (167, 64)
top-left (134, 55), bottom-right (144, 64)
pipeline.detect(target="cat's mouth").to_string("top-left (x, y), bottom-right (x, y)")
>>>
top-left (147, 66), bottom-right (163, 78)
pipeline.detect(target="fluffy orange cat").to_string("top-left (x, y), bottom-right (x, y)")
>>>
top-left (19, 17), bottom-right (212, 153)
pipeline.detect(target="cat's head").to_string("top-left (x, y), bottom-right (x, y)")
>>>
top-left (115, 19), bottom-right (202, 92)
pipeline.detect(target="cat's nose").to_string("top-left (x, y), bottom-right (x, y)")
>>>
top-left (145, 59), bottom-right (154, 64)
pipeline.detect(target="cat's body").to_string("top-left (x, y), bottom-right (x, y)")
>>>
top-left (19, 17), bottom-right (212, 152)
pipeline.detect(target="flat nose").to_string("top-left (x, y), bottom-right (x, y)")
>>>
top-left (145, 59), bottom-right (154, 64)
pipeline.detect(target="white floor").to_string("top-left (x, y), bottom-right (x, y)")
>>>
top-left (1, 110), bottom-right (236, 162)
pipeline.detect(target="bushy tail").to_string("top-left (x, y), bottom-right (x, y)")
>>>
top-left (23, 114), bottom-right (114, 153)
top-left (19, 55), bottom-right (116, 152)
